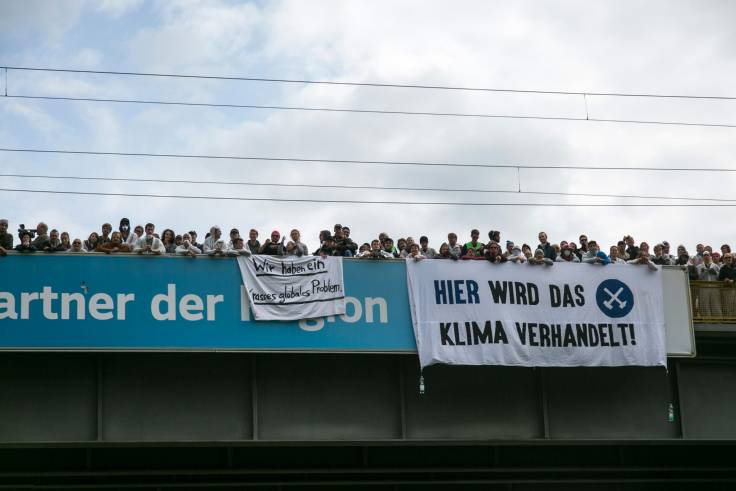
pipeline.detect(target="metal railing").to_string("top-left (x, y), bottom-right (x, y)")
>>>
top-left (690, 281), bottom-right (736, 323)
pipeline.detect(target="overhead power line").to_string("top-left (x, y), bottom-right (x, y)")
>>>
top-left (4, 66), bottom-right (736, 101)
top-left (3, 187), bottom-right (736, 206)
top-left (1, 147), bottom-right (736, 172)
top-left (5, 94), bottom-right (735, 129)
top-left (3, 171), bottom-right (736, 203)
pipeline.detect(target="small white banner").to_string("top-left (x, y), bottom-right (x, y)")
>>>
top-left (237, 255), bottom-right (346, 321)
top-left (406, 260), bottom-right (666, 369)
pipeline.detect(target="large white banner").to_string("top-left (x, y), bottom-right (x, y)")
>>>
top-left (237, 255), bottom-right (346, 321)
top-left (406, 261), bottom-right (666, 369)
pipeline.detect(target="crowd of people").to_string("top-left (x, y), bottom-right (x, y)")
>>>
top-left (1, 218), bottom-right (735, 283)
top-left (3, 217), bottom-right (734, 316)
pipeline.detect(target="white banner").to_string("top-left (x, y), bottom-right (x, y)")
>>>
top-left (406, 261), bottom-right (666, 369)
top-left (237, 255), bottom-right (346, 321)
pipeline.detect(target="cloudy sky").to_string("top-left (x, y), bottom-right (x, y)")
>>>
top-left (1, 0), bottom-right (735, 251)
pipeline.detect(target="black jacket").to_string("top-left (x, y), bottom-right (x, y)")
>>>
top-left (718, 264), bottom-right (736, 281)
top-left (626, 245), bottom-right (640, 260)
top-left (537, 242), bottom-right (556, 261)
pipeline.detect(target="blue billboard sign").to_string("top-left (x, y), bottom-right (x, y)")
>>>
top-left (0, 255), bottom-right (417, 351)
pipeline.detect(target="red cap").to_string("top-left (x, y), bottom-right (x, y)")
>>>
top-left (271, 230), bottom-right (280, 236)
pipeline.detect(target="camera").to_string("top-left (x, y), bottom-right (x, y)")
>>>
top-left (18, 224), bottom-right (37, 238)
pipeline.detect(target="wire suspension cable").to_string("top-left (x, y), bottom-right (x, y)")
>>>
top-left (2, 171), bottom-right (736, 203)
top-left (2, 187), bottom-right (736, 206)
top-left (1, 147), bottom-right (735, 172)
top-left (5, 94), bottom-right (735, 129)
top-left (4, 65), bottom-right (736, 101)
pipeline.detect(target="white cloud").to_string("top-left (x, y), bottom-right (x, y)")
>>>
top-left (0, 0), bottom-right (85, 42)
top-left (127, 0), bottom-right (263, 72)
top-left (96, 0), bottom-right (145, 18)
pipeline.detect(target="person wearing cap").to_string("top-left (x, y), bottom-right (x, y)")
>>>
top-left (507, 244), bottom-right (526, 263)
top-left (260, 230), bottom-right (285, 256)
top-left (419, 236), bottom-right (436, 259)
top-left (0, 219), bottom-right (13, 256)
top-left (712, 251), bottom-right (723, 265)
top-left (227, 228), bottom-right (241, 250)
top-left (556, 244), bottom-right (580, 262)
top-left (528, 249), bottom-right (554, 266)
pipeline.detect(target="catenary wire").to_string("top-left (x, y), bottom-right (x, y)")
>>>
top-left (1, 147), bottom-right (736, 172)
top-left (4, 65), bottom-right (736, 101)
top-left (2, 171), bottom-right (736, 203)
top-left (2, 187), bottom-right (736, 206)
top-left (5, 94), bottom-right (735, 129)
top-left (4, 95), bottom-right (736, 128)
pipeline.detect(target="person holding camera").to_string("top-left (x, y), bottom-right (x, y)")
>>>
top-left (15, 230), bottom-right (36, 253)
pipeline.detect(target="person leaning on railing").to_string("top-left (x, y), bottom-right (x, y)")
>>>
top-left (697, 251), bottom-right (722, 317)
top-left (357, 239), bottom-right (392, 259)
top-left (0, 219), bottom-right (12, 256)
top-left (66, 238), bottom-right (86, 253)
top-left (97, 231), bottom-right (133, 254)
top-left (176, 233), bottom-right (202, 257)
top-left (134, 224), bottom-right (166, 255)
top-left (719, 253), bottom-right (736, 315)
top-left (14, 230), bottom-right (36, 253)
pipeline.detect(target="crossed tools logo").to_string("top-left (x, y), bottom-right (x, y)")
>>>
top-left (595, 279), bottom-right (634, 318)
